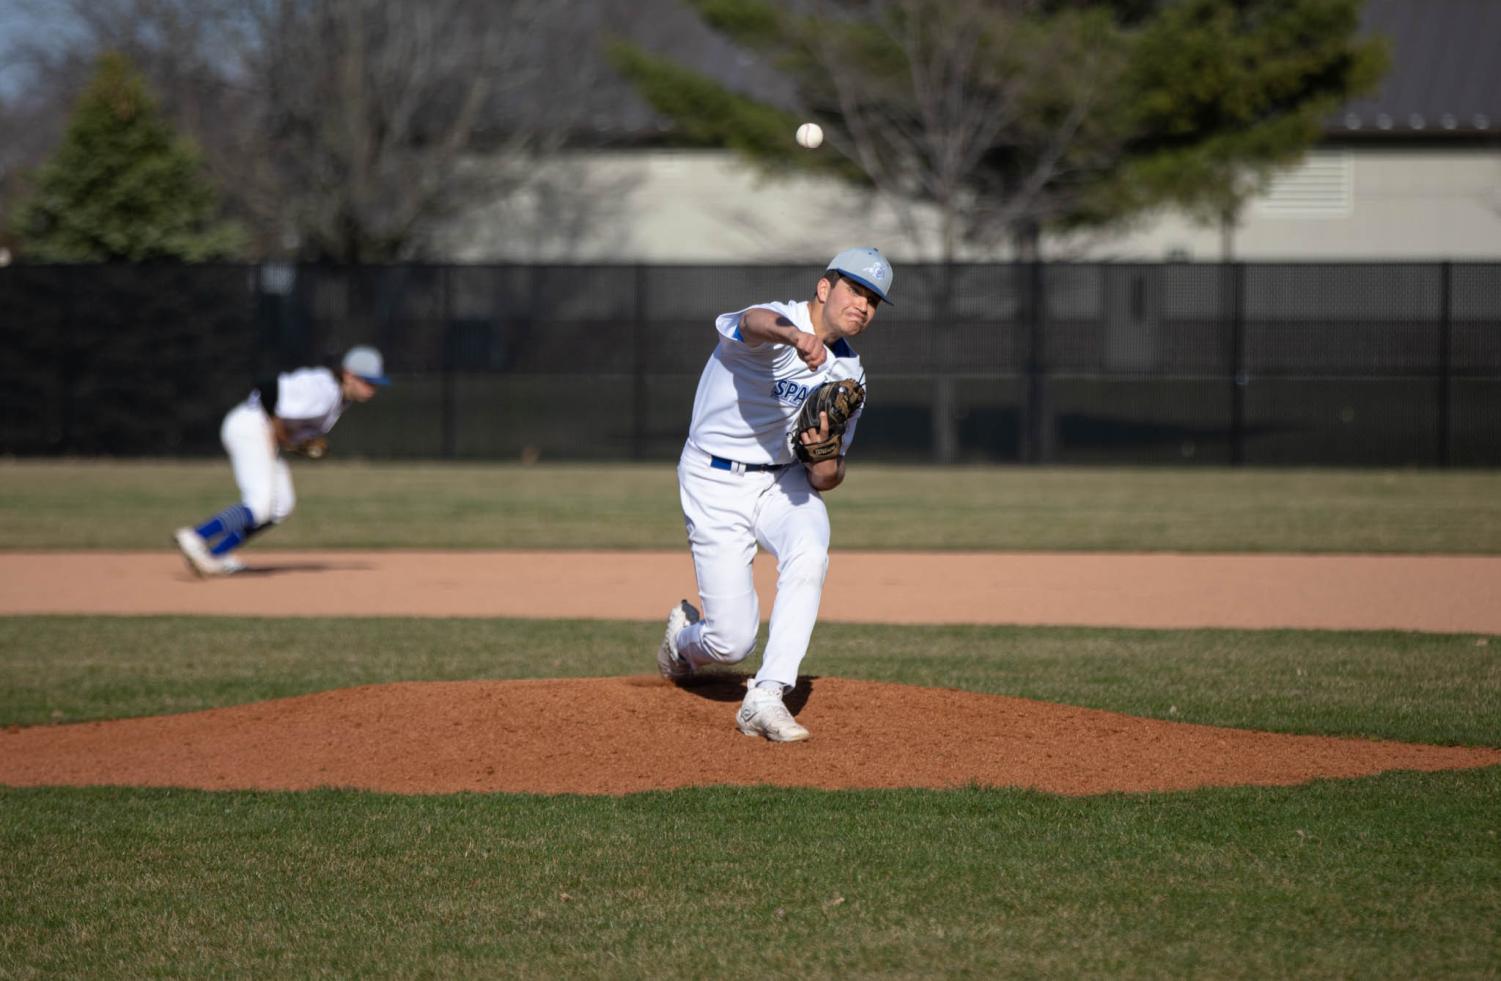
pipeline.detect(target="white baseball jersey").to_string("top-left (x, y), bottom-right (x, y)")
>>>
top-left (246, 367), bottom-right (348, 443)
top-left (687, 300), bottom-right (866, 465)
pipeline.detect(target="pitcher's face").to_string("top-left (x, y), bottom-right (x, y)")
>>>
top-left (342, 374), bottom-right (378, 402)
top-left (820, 275), bottom-right (880, 339)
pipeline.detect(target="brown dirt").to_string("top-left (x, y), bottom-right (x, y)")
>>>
top-left (3, 676), bottom-right (1496, 796)
top-left (1, 550), bottom-right (1498, 796)
top-left (4, 550), bottom-right (1501, 632)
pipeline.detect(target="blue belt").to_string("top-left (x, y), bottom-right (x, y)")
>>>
top-left (710, 455), bottom-right (788, 473)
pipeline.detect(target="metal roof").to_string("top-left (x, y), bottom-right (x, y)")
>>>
top-left (1334, 0), bottom-right (1500, 137)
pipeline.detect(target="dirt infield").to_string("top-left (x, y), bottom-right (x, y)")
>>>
top-left (5, 549), bottom-right (1501, 632)
top-left (2, 549), bottom-right (1498, 796)
top-left (4, 676), bottom-right (1497, 796)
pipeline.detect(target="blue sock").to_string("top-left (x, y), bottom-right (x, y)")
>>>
top-left (196, 503), bottom-right (256, 544)
top-left (209, 531), bottom-right (245, 556)
top-left (210, 521), bottom-right (270, 556)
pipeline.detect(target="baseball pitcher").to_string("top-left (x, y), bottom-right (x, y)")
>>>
top-left (657, 247), bottom-right (892, 741)
top-left (172, 345), bottom-right (389, 577)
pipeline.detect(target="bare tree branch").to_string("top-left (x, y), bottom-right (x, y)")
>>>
top-left (775, 0), bottom-right (1118, 260)
top-left (4, 0), bottom-right (607, 261)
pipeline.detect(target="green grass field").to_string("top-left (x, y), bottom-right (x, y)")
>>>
top-left (2, 462), bottom-right (1499, 977)
top-left (4, 460), bottom-right (1501, 551)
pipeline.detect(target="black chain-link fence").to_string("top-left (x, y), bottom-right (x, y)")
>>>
top-left (2, 262), bottom-right (1498, 465)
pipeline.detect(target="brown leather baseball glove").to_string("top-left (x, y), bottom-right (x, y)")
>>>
top-left (790, 378), bottom-right (865, 464)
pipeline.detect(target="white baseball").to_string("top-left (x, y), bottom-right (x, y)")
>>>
top-left (796, 122), bottom-right (824, 149)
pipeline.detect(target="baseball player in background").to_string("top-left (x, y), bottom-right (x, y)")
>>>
top-left (657, 247), bottom-right (892, 741)
top-left (172, 345), bottom-right (389, 577)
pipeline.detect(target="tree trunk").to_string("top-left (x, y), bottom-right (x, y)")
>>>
top-left (1015, 220), bottom-right (1051, 464)
top-left (1219, 205), bottom-right (1238, 262)
top-left (931, 209), bottom-right (960, 464)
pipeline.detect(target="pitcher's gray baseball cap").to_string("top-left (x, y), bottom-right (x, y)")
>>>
top-left (827, 246), bottom-right (894, 304)
top-left (342, 345), bottom-right (390, 385)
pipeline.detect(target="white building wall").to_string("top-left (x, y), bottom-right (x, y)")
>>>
top-left (435, 149), bottom-right (947, 264)
top-left (1091, 148), bottom-right (1501, 261)
top-left (436, 146), bottom-right (1501, 264)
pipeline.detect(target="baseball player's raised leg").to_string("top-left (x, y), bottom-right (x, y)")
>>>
top-left (211, 457), bottom-right (293, 562)
top-left (671, 462), bottom-right (762, 669)
top-left (678, 542), bottom-right (761, 668)
top-left (264, 457), bottom-right (296, 523)
top-left (175, 406), bottom-right (278, 576)
top-left (213, 407), bottom-right (282, 553)
top-left (175, 407), bottom-right (262, 575)
top-left (752, 470), bottom-right (830, 689)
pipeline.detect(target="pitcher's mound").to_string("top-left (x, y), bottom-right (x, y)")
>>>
top-left (2, 676), bottom-right (1496, 796)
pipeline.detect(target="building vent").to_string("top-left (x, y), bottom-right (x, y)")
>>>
top-left (1250, 151), bottom-right (1353, 218)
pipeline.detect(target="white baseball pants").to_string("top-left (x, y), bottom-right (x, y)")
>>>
top-left (221, 403), bottom-right (296, 526)
top-left (673, 445), bottom-right (831, 689)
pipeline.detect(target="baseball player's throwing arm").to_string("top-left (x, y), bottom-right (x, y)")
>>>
top-left (738, 309), bottom-right (826, 370)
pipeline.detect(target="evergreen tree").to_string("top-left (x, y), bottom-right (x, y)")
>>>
top-left (1076, 0), bottom-right (1389, 231)
top-left (14, 52), bottom-right (244, 262)
top-left (611, 0), bottom-right (1387, 256)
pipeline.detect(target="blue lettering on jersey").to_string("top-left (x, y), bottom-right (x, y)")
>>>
top-left (773, 379), bottom-right (811, 406)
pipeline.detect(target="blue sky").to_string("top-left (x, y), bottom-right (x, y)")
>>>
top-left (0, 4), bottom-right (67, 99)
top-left (0, 5), bottom-right (34, 97)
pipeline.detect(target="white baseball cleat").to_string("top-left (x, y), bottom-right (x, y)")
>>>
top-left (737, 684), bottom-right (811, 742)
top-left (218, 555), bottom-right (247, 575)
top-left (173, 527), bottom-right (221, 578)
top-left (657, 599), bottom-right (701, 683)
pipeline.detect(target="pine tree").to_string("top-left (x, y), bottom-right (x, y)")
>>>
top-left (610, 0), bottom-right (1387, 256)
top-left (14, 52), bottom-right (244, 262)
